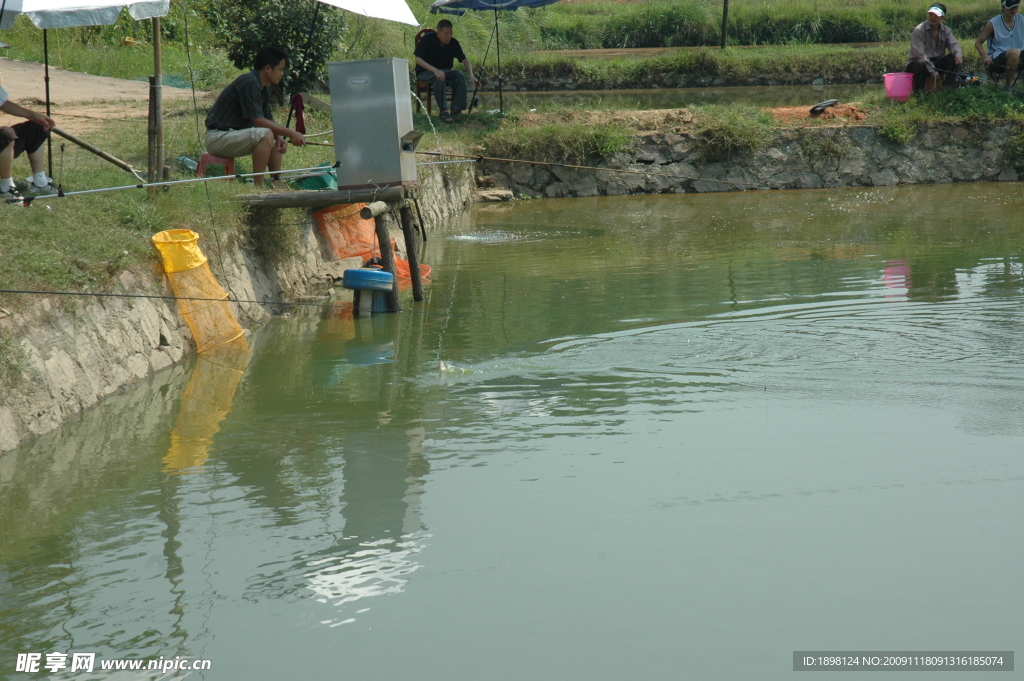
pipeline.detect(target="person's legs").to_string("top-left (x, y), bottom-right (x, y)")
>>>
top-left (1008, 48), bottom-right (1023, 85)
top-left (906, 60), bottom-right (930, 92)
top-left (251, 129), bottom-right (275, 187)
top-left (431, 74), bottom-right (449, 114)
top-left (447, 71), bottom-right (468, 112)
top-left (990, 52), bottom-right (1009, 82)
top-left (417, 71), bottom-right (444, 113)
top-left (0, 128), bottom-right (15, 182)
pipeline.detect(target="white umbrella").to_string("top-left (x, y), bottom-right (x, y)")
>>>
top-left (318, 0), bottom-right (418, 26)
top-left (0, 0), bottom-right (168, 29)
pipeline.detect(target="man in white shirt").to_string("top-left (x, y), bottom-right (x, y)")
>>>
top-left (0, 84), bottom-right (56, 203)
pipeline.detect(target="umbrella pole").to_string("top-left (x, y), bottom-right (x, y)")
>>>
top-left (152, 16), bottom-right (165, 182)
top-left (494, 9), bottom-right (502, 115)
top-left (43, 29), bottom-right (52, 179)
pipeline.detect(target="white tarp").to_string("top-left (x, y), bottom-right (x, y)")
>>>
top-left (318, 0), bottom-right (419, 27)
top-left (0, 0), bottom-right (168, 29)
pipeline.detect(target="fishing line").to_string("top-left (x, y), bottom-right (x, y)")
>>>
top-left (20, 164), bottom-right (340, 202)
top-left (180, 0), bottom-right (262, 325)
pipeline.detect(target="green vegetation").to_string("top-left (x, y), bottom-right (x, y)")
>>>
top-left (0, 328), bottom-right (26, 391)
top-left (0, 4), bottom-right (237, 90)
top-left (869, 86), bottom-right (1024, 142)
top-left (483, 120), bottom-right (634, 165)
top-left (538, 0), bottom-right (994, 49)
top-left (799, 128), bottom-right (853, 160)
top-left (500, 43), bottom-right (949, 89)
top-left (0, 102), bottom-right (251, 308)
top-left (691, 104), bottom-right (775, 162)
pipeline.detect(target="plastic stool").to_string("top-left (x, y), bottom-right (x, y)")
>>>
top-left (197, 152), bottom-right (236, 178)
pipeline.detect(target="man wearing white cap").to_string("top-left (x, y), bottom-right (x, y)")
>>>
top-left (976, 0), bottom-right (1023, 87)
top-left (906, 4), bottom-right (963, 92)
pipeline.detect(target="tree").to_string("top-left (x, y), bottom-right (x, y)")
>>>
top-left (200, 0), bottom-right (345, 99)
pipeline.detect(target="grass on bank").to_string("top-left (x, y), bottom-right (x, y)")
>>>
top-left (499, 43), bottom-right (991, 88)
top-left (865, 86), bottom-right (1024, 143)
top-left (537, 0), bottom-right (998, 49)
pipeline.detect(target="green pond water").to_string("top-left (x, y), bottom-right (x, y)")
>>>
top-left (2, 183), bottom-right (1024, 679)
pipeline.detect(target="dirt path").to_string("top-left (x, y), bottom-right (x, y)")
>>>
top-left (0, 57), bottom-right (203, 135)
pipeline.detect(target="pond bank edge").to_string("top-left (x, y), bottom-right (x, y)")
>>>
top-left (0, 163), bottom-right (476, 453)
top-left (477, 123), bottom-right (1022, 198)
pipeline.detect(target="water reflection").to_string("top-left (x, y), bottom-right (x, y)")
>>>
top-left (1, 183), bottom-right (1024, 678)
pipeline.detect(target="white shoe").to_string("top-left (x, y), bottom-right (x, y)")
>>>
top-left (0, 186), bottom-right (24, 203)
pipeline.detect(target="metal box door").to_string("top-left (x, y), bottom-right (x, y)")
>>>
top-left (328, 58), bottom-right (418, 190)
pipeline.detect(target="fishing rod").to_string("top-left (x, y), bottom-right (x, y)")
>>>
top-left (933, 66), bottom-right (1024, 95)
top-left (467, 17), bottom-right (498, 115)
top-left (51, 127), bottom-right (147, 182)
top-left (414, 150), bottom-right (745, 187)
top-left (17, 163), bottom-right (340, 204)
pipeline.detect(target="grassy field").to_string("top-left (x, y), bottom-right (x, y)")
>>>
top-left (5, 0), bottom-right (999, 90)
top-left (536, 0), bottom-right (996, 49)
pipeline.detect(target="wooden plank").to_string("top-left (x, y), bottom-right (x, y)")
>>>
top-left (238, 186), bottom-right (407, 210)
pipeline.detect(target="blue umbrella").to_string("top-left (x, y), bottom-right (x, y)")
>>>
top-left (429, 0), bottom-right (562, 113)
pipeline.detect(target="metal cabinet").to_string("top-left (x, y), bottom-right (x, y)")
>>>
top-left (328, 58), bottom-right (418, 190)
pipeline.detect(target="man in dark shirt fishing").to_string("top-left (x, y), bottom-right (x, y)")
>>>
top-left (906, 4), bottom-right (963, 92)
top-left (414, 19), bottom-right (481, 123)
top-left (205, 46), bottom-right (305, 188)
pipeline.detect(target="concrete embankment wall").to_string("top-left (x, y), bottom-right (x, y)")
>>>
top-left (0, 162), bottom-right (475, 453)
top-left (479, 123), bottom-right (1021, 198)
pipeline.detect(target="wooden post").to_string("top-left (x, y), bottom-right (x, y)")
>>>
top-left (399, 204), bottom-right (424, 302)
top-left (374, 215), bottom-right (402, 313)
top-left (721, 0), bottom-right (729, 49)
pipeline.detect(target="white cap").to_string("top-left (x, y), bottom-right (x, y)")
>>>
top-left (928, 5), bottom-right (945, 15)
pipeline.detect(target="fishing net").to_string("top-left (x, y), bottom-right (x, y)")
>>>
top-left (152, 229), bottom-right (249, 355)
top-left (314, 203), bottom-right (432, 286)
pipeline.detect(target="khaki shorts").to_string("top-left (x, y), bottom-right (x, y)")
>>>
top-left (205, 127), bottom-right (270, 158)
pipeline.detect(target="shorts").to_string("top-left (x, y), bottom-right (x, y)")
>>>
top-left (204, 127), bottom-right (271, 158)
top-left (0, 120), bottom-right (49, 157)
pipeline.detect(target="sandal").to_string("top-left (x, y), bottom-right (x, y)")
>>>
top-left (440, 111), bottom-right (453, 124)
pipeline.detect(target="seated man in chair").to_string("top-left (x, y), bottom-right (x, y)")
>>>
top-left (976, 0), bottom-right (1024, 88)
top-left (414, 19), bottom-right (481, 123)
top-left (205, 46), bottom-right (305, 188)
top-left (0, 83), bottom-right (56, 202)
top-left (906, 4), bottom-right (963, 92)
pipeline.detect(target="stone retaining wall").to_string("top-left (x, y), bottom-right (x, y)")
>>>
top-left (478, 123), bottom-right (1021, 198)
top-left (0, 162), bottom-right (475, 453)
